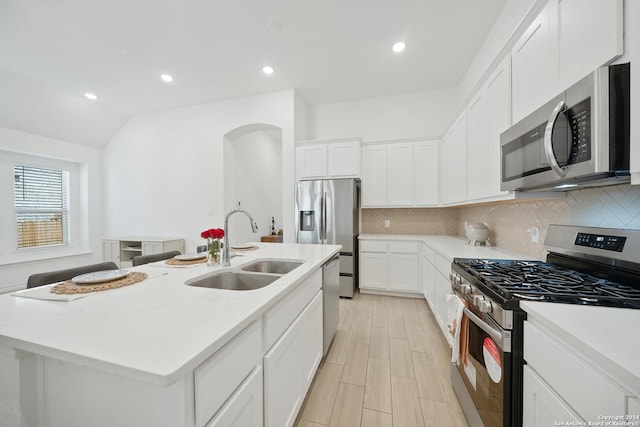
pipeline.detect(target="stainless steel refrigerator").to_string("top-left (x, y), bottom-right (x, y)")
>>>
top-left (295, 178), bottom-right (360, 298)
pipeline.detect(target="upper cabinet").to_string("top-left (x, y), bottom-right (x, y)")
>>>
top-left (295, 138), bottom-right (361, 180)
top-left (467, 56), bottom-right (511, 201)
top-left (441, 112), bottom-right (468, 205)
top-left (512, 0), bottom-right (623, 122)
top-left (361, 140), bottom-right (439, 208)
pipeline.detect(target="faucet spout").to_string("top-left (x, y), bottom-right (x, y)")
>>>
top-left (222, 208), bottom-right (259, 266)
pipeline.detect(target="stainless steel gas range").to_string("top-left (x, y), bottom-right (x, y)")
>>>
top-left (449, 224), bottom-right (640, 427)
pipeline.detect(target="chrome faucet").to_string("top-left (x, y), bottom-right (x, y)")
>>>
top-left (222, 208), bottom-right (259, 266)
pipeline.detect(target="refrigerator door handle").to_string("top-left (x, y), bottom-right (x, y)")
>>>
top-left (320, 191), bottom-right (327, 241)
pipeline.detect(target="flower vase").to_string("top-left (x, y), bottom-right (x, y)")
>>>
top-left (207, 239), bottom-right (221, 266)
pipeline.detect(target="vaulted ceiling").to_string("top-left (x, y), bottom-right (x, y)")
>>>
top-left (0, 0), bottom-right (507, 146)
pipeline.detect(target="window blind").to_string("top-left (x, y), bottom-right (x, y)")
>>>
top-left (14, 165), bottom-right (70, 249)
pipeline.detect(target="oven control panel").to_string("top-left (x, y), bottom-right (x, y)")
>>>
top-left (574, 232), bottom-right (626, 252)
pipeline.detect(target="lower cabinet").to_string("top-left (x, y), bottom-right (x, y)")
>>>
top-left (264, 291), bottom-right (323, 427)
top-left (523, 319), bottom-right (637, 424)
top-left (207, 367), bottom-right (263, 427)
top-left (522, 365), bottom-right (582, 427)
top-left (359, 238), bottom-right (420, 295)
top-left (420, 246), bottom-right (454, 344)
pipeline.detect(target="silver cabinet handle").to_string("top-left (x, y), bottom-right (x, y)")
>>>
top-left (543, 100), bottom-right (567, 178)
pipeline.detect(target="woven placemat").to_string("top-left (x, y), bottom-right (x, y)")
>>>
top-left (165, 257), bottom-right (207, 266)
top-left (51, 272), bottom-right (148, 294)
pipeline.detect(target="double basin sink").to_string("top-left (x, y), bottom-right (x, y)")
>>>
top-left (187, 260), bottom-right (303, 291)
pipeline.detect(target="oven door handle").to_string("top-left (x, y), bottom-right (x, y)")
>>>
top-left (543, 100), bottom-right (567, 178)
top-left (463, 307), bottom-right (510, 352)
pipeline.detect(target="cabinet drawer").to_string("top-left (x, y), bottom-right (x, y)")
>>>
top-left (195, 320), bottom-right (262, 427)
top-left (360, 240), bottom-right (387, 253)
top-left (264, 269), bottom-right (322, 350)
top-left (435, 253), bottom-right (452, 277)
top-left (207, 366), bottom-right (263, 427)
top-left (388, 241), bottom-right (419, 254)
top-left (524, 321), bottom-right (627, 421)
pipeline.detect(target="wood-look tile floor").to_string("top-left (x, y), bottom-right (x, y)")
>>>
top-left (294, 292), bottom-right (469, 427)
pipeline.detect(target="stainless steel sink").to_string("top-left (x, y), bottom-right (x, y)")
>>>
top-left (240, 260), bottom-right (302, 274)
top-left (187, 272), bottom-right (279, 291)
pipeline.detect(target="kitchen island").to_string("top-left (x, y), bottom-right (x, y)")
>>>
top-left (0, 242), bottom-right (340, 427)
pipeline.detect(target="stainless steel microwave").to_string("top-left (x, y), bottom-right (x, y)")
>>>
top-left (500, 63), bottom-right (630, 192)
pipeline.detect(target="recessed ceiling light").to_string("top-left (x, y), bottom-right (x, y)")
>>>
top-left (262, 65), bottom-right (274, 75)
top-left (392, 42), bottom-right (406, 53)
top-left (160, 74), bottom-right (174, 83)
top-left (84, 93), bottom-right (97, 100)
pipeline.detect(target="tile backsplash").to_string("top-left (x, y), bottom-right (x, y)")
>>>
top-left (362, 184), bottom-right (640, 260)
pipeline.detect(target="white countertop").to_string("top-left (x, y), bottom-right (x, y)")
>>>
top-left (521, 301), bottom-right (640, 395)
top-left (359, 234), bottom-right (528, 261)
top-left (0, 243), bottom-right (340, 386)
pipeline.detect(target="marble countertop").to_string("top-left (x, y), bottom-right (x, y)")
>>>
top-left (0, 243), bottom-right (340, 386)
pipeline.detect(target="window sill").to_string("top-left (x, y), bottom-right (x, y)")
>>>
top-left (0, 247), bottom-right (93, 267)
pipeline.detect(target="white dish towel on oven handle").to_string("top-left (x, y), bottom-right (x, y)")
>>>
top-left (447, 294), bottom-right (465, 364)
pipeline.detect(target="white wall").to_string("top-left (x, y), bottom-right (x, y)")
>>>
top-left (0, 127), bottom-right (103, 292)
top-left (225, 128), bottom-right (282, 245)
top-left (102, 90), bottom-right (296, 253)
top-left (306, 87), bottom-right (458, 142)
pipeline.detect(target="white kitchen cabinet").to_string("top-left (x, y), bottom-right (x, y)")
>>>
top-left (512, 0), bottom-right (623, 123)
top-left (207, 367), bottom-right (263, 427)
top-left (264, 291), bottom-right (323, 427)
top-left (555, 0), bottom-right (623, 90)
top-left (421, 244), bottom-right (436, 311)
top-left (359, 239), bottom-right (420, 295)
top-left (362, 140), bottom-right (434, 207)
top-left (441, 112), bottom-right (468, 205)
top-left (522, 365), bottom-right (583, 427)
top-left (296, 138), bottom-right (361, 180)
top-left (413, 140), bottom-right (439, 206)
top-left (361, 144), bottom-right (387, 206)
top-left (511, 2), bottom-right (555, 123)
top-left (467, 57), bottom-right (510, 201)
top-left (102, 237), bottom-right (184, 268)
top-left (433, 253), bottom-right (453, 344)
top-left (386, 143), bottom-right (413, 206)
top-left (523, 319), bottom-right (635, 424)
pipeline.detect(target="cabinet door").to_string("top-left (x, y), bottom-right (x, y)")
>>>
top-left (555, 0), bottom-right (622, 89)
top-left (467, 57), bottom-right (510, 200)
top-left (142, 241), bottom-right (163, 255)
top-left (434, 271), bottom-right (452, 343)
top-left (388, 253), bottom-right (419, 292)
top-left (296, 145), bottom-right (328, 179)
top-left (207, 367), bottom-right (263, 427)
top-left (443, 112), bottom-right (468, 204)
top-left (512, 2), bottom-right (556, 122)
top-left (327, 141), bottom-right (360, 177)
top-left (386, 143), bottom-right (413, 206)
top-left (413, 141), bottom-right (439, 206)
top-left (360, 252), bottom-right (387, 289)
top-left (523, 365), bottom-right (583, 427)
top-left (102, 240), bottom-right (119, 265)
top-left (361, 145), bottom-right (387, 206)
top-left (264, 317), bottom-right (303, 427)
top-left (422, 258), bottom-right (436, 311)
top-left (298, 293), bottom-right (323, 394)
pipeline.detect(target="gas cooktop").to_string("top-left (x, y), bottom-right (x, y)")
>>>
top-left (453, 258), bottom-right (640, 309)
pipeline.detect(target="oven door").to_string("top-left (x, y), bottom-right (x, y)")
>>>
top-left (453, 307), bottom-right (511, 427)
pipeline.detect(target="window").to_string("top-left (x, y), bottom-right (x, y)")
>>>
top-left (14, 165), bottom-right (70, 249)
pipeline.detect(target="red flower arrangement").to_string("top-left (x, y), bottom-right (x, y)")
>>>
top-left (201, 228), bottom-right (224, 265)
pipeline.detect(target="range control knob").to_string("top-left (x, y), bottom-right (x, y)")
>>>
top-left (449, 273), bottom-right (461, 286)
top-left (460, 284), bottom-right (472, 295)
top-left (473, 295), bottom-right (485, 306)
top-left (479, 300), bottom-right (493, 313)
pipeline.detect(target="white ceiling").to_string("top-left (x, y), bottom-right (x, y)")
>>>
top-left (0, 0), bottom-right (507, 147)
